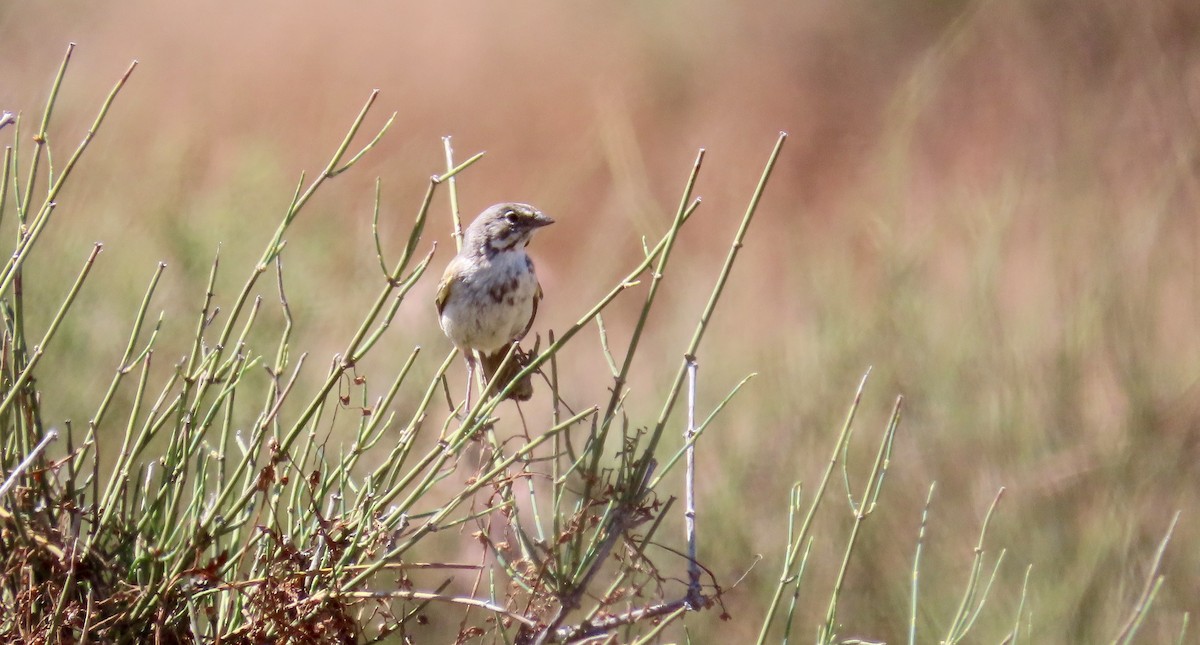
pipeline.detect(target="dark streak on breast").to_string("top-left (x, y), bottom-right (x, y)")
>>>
top-left (489, 285), bottom-right (506, 303)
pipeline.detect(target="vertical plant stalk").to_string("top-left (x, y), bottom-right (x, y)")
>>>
top-left (1113, 510), bottom-right (1181, 645)
top-left (17, 42), bottom-right (75, 220)
top-left (0, 243), bottom-right (104, 419)
top-left (0, 57), bottom-right (136, 298)
top-left (443, 135), bottom-right (466, 252)
top-left (633, 131), bottom-right (786, 494)
top-left (943, 487), bottom-right (1007, 644)
top-left (1007, 564), bottom-right (1033, 644)
top-left (820, 395), bottom-right (902, 643)
top-left (910, 482), bottom-right (937, 645)
top-left (573, 148), bottom-right (704, 533)
top-left (757, 368), bottom-right (871, 645)
top-left (649, 372), bottom-right (755, 486)
top-left (88, 262), bottom-right (166, 433)
top-left (0, 145), bottom-right (14, 245)
top-left (684, 356), bottom-right (702, 606)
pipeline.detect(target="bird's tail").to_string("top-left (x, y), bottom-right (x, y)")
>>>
top-left (479, 343), bottom-right (534, 401)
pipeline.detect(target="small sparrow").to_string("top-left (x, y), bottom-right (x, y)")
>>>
top-left (436, 203), bottom-right (554, 402)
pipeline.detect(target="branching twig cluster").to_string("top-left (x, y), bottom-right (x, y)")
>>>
top-left (0, 44), bottom-right (787, 643)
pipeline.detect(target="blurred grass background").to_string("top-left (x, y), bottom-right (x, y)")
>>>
top-left (2, 0), bottom-right (1198, 641)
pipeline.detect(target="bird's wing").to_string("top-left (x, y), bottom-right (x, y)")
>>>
top-left (434, 270), bottom-right (455, 315)
top-left (519, 280), bottom-right (542, 340)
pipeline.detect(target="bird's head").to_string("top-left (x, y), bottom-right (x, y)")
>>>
top-left (466, 202), bottom-right (554, 255)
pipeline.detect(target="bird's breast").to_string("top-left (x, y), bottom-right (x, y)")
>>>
top-left (438, 250), bottom-right (540, 354)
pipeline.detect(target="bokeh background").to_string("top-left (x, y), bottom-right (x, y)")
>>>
top-left (2, 0), bottom-right (1199, 641)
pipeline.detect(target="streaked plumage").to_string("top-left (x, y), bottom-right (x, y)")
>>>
top-left (436, 202), bottom-right (553, 401)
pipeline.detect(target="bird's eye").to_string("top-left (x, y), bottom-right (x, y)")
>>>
top-left (505, 211), bottom-right (519, 224)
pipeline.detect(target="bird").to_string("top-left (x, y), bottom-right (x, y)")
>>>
top-left (435, 202), bottom-right (554, 404)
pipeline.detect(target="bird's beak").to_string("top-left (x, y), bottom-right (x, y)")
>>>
top-left (532, 212), bottom-right (555, 228)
